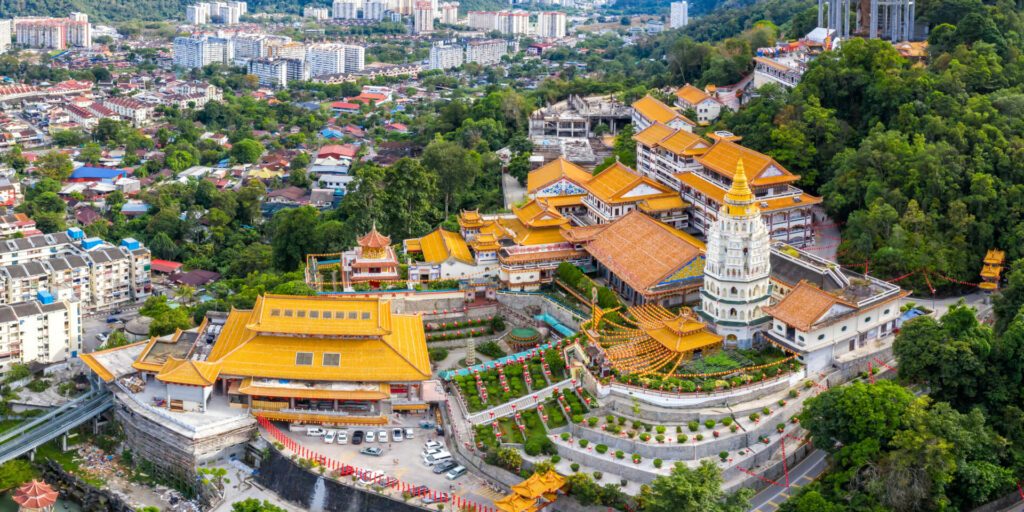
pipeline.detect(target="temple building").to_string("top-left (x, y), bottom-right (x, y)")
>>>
top-left (565, 210), bottom-right (705, 306)
top-left (633, 123), bottom-right (822, 246)
top-left (631, 94), bottom-right (696, 133)
top-left (699, 160), bottom-right (773, 347)
top-left (87, 294), bottom-right (433, 424)
top-left (404, 228), bottom-right (482, 281)
top-left (763, 243), bottom-right (907, 372)
top-left (526, 157), bottom-right (593, 219)
top-left (578, 161), bottom-right (688, 229)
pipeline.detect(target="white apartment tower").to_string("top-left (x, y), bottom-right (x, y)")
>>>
top-left (304, 6), bottom-right (331, 19)
top-left (700, 160), bottom-right (773, 348)
top-left (364, 0), bottom-right (387, 19)
top-left (0, 300), bottom-right (81, 377)
top-left (248, 58), bottom-right (289, 88)
top-left (173, 35), bottom-right (234, 69)
top-left (413, 1), bottom-right (434, 33)
top-left (306, 43), bottom-right (347, 77)
top-left (343, 45), bottom-right (365, 72)
top-left (333, 0), bottom-right (360, 19)
top-left (187, 3), bottom-right (210, 24)
top-left (537, 11), bottom-right (566, 38)
top-left (439, 2), bottom-right (459, 24)
top-left (0, 20), bottom-right (11, 54)
top-left (429, 43), bottom-right (463, 69)
top-left (465, 39), bottom-right (506, 65)
top-left (670, 1), bottom-right (688, 28)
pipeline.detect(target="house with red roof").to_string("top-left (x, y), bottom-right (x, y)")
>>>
top-left (330, 101), bottom-right (361, 114)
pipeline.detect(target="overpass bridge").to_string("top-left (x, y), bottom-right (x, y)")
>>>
top-left (0, 386), bottom-right (113, 464)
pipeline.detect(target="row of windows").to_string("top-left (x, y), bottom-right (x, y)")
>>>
top-left (295, 352), bottom-right (341, 366)
top-left (270, 309), bottom-right (371, 320)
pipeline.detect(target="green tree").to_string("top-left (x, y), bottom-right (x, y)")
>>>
top-left (79, 143), bottom-right (103, 165)
top-left (35, 151), bottom-right (73, 181)
top-left (801, 380), bottom-right (914, 453)
top-left (640, 460), bottom-right (751, 512)
top-left (0, 459), bottom-right (35, 492)
top-left (148, 232), bottom-right (179, 260)
top-left (421, 136), bottom-right (481, 218)
top-left (270, 206), bottom-right (319, 271)
top-left (230, 139), bottom-right (264, 164)
top-left (230, 499), bottom-right (286, 512)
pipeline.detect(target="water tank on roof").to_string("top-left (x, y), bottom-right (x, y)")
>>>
top-left (36, 290), bottom-right (54, 304)
top-left (81, 237), bottom-right (104, 250)
top-left (66, 227), bottom-right (84, 240)
top-left (120, 238), bottom-right (140, 251)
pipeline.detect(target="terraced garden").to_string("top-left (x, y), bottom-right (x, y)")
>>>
top-left (453, 348), bottom-right (569, 412)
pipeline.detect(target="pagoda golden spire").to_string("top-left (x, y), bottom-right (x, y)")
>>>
top-left (724, 159), bottom-right (757, 216)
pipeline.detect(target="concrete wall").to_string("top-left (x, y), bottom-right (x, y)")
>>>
top-left (256, 447), bottom-right (430, 512)
top-left (496, 292), bottom-right (583, 330)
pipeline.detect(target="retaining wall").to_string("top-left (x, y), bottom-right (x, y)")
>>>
top-left (256, 447), bottom-right (429, 512)
top-left (496, 293), bottom-right (583, 330)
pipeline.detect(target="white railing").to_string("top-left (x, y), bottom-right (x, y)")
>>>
top-left (464, 378), bottom-right (574, 425)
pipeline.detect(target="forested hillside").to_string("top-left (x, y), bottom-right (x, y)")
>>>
top-left (716, 0), bottom-right (1024, 296)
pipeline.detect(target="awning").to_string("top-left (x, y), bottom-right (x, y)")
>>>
top-left (392, 403), bottom-right (429, 411)
top-left (239, 379), bottom-right (390, 401)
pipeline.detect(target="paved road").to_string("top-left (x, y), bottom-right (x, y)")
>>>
top-left (747, 449), bottom-right (828, 512)
top-left (502, 172), bottom-right (527, 209)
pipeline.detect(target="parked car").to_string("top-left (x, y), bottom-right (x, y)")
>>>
top-left (432, 460), bottom-right (458, 474)
top-left (379, 476), bottom-right (399, 488)
top-left (360, 447), bottom-right (384, 457)
top-left (336, 431), bottom-right (348, 444)
top-left (423, 451), bottom-right (452, 466)
top-left (306, 427), bottom-right (325, 437)
top-left (359, 470), bottom-right (385, 483)
top-left (404, 427), bottom-right (415, 439)
top-left (422, 494), bottom-right (450, 504)
top-left (392, 428), bottom-right (404, 442)
top-left (337, 465), bottom-right (355, 477)
top-left (409, 485), bottom-right (430, 497)
top-left (366, 431), bottom-right (376, 443)
top-left (323, 430), bottom-right (336, 443)
top-left (352, 430), bottom-right (364, 445)
top-left (378, 429), bottom-right (388, 443)
top-left (445, 466), bottom-right (467, 480)
top-left (423, 440), bottom-right (444, 452)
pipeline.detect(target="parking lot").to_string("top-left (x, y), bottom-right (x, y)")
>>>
top-left (268, 413), bottom-right (506, 508)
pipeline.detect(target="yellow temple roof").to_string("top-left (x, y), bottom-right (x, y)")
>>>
top-left (470, 233), bottom-right (501, 251)
top-left (156, 357), bottom-right (221, 387)
top-left (675, 84), bottom-right (712, 106)
top-left (411, 228), bottom-right (474, 264)
top-left (458, 209), bottom-right (485, 229)
top-left (526, 157), bottom-right (592, 194)
top-left (511, 470), bottom-right (566, 499)
top-left (631, 95), bottom-right (694, 126)
top-left (494, 494), bottom-right (538, 512)
top-left (513, 199), bottom-right (569, 229)
top-left (643, 309), bottom-right (723, 354)
top-left (584, 162), bottom-right (676, 205)
top-left (633, 123), bottom-right (676, 147)
top-left (984, 249), bottom-right (1006, 265)
top-left (697, 140), bottom-right (799, 187)
top-left (148, 295), bottom-right (431, 384)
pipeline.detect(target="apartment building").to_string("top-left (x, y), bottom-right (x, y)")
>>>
top-left (103, 96), bottom-right (155, 127)
top-left (333, 0), bottom-right (360, 19)
top-left (248, 58), bottom-right (289, 88)
top-left (536, 11), bottom-right (566, 38)
top-left (0, 20), bottom-right (12, 53)
top-left (306, 43), bottom-right (347, 77)
top-left (465, 39), bottom-right (507, 66)
top-left (413, 1), bottom-right (434, 33)
top-left (364, 0), bottom-right (387, 20)
top-left (670, 1), bottom-right (688, 28)
top-left (173, 35), bottom-right (234, 69)
top-left (14, 15), bottom-right (92, 49)
top-left (303, 6), bottom-right (331, 19)
top-left (0, 298), bottom-right (82, 377)
top-left (185, 2), bottom-right (247, 24)
top-left (429, 43), bottom-right (464, 70)
top-left (439, 2), bottom-right (459, 24)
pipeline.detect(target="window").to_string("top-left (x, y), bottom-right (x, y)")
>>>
top-left (864, 317), bottom-right (871, 323)
top-left (295, 352), bottom-right (313, 366)
top-left (284, 309), bottom-right (293, 317)
top-left (361, 312), bottom-right (371, 320)
top-left (297, 310), bottom-right (306, 318)
top-left (884, 309), bottom-right (891, 315)
top-left (309, 311), bottom-right (319, 319)
top-left (817, 334), bottom-right (825, 340)
top-left (322, 353), bottom-right (340, 366)
top-left (348, 312), bottom-right (357, 320)
top-left (270, 309), bottom-right (281, 317)
top-left (841, 325), bottom-right (847, 332)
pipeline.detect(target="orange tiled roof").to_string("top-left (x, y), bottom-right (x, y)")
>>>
top-left (763, 281), bottom-right (856, 331)
top-left (584, 162), bottom-right (676, 205)
top-left (675, 84), bottom-right (712, 106)
top-left (697, 140), bottom-right (799, 186)
top-left (676, 172), bottom-right (820, 212)
top-left (513, 198), bottom-right (569, 229)
top-left (632, 95), bottom-right (694, 126)
top-left (156, 357), bottom-right (221, 387)
top-left (527, 157), bottom-right (592, 194)
top-left (357, 226), bottom-right (391, 248)
top-left (579, 211), bottom-right (704, 293)
top-left (633, 123), bottom-right (677, 147)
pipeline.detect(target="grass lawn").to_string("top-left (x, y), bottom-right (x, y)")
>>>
top-left (542, 399), bottom-right (568, 428)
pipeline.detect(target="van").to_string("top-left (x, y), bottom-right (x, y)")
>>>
top-left (306, 427), bottom-right (325, 437)
top-left (422, 451), bottom-right (452, 466)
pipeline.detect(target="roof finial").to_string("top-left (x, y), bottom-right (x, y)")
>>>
top-left (724, 158), bottom-right (754, 208)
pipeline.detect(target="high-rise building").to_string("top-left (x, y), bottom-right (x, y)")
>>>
top-left (413, 1), bottom-right (434, 33)
top-left (364, 0), bottom-right (387, 19)
top-left (186, 2), bottom-right (246, 25)
top-left (173, 35), bottom-right (234, 69)
top-left (429, 43), bottom-right (463, 69)
top-left (498, 10), bottom-right (530, 35)
top-left (0, 298), bottom-right (81, 377)
top-left (0, 20), bottom-right (12, 54)
top-left (284, 58), bottom-right (307, 82)
top-left (303, 6), bottom-right (331, 19)
top-left (232, 33), bottom-right (266, 61)
top-left (13, 16), bottom-right (92, 49)
top-left (670, 1), bottom-right (688, 28)
top-left (186, 3), bottom-right (210, 24)
top-left (468, 11), bottom-right (497, 30)
top-left (343, 45), bottom-right (365, 72)
top-left (465, 38), bottom-right (506, 65)
top-left (332, 0), bottom-right (360, 19)
top-left (439, 2), bottom-right (459, 24)
top-left (306, 43), bottom-right (347, 77)
top-left (536, 11), bottom-right (566, 38)
top-left (699, 161), bottom-right (773, 347)
top-left (248, 58), bottom-right (289, 88)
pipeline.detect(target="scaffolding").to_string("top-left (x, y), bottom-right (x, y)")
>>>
top-left (817, 0), bottom-right (915, 42)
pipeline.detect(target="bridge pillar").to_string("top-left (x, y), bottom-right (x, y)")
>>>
top-left (28, 449), bottom-right (34, 462)
top-left (61, 433), bottom-right (67, 452)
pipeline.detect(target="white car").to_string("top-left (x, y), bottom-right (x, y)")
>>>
top-left (423, 440), bottom-right (444, 452)
top-left (336, 431), bottom-right (348, 444)
top-left (378, 429), bottom-right (388, 443)
top-left (392, 428), bottom-right (404, 442)
top-left (323, 430), bottom-right (336, 443)
top-left (404, 427), bottom-right (415, 439)
top-left (306, 427), bottom-right (325, 437)
top-left (366, 430), bottom-right (376, 443)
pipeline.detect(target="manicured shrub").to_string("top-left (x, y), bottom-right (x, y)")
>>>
top-left (653, 458), bottom-right (663, 468)
top-left (631, 453), bottom-right (641, 463)
top-left (677, 434), bottom-right (687, 443)
top-left (695, 434), bottom-right (704, 441)
top-left (605, 414), bottom-right (615, 423)
top-left (572, 414), bottom-right (584, 424)
top-left (776, 423), bottom-right (786, 433)
top-left (704, 419), bottom-right (715, 429)
top-left (570, 463), bottom-right (580, 472)
top-left (789, 389), bottom-right (799, 398)
top-left (551, 455), bottom-right (561, 464)
top-left (656, 425), bottom-right (666, 434)
top-left (721, 417), bottom-right (733, 426)
top-left (730, 424), bottom-right (739, 433)
top-left (655, 434), bottom-right (664, 443)
top-left (639, 433), bottom-right (650, 441)
top-left (675, 425), bottom-right (682, 433)
top-left (762, 407), bottom-right (771, 415)
top-left (749, 413), bottom-right (760, 422)
top-left (632, 420), bottom-right (643, 429)
top-left (596, 444), bottom-right (608, 454)
top-left (719, 451), bottom-right (729, 461)
top-left (588, 417), bottom-right (599, 427)
top-left (688, 421), bottom-right (699, 432)
top-left (615, 450), bottom-right (624, 459)
top-left (617, 417), bottom-right (626, 425)
top-left (561, 432), bottom-right (570, 441)
top-left (593, 471), bottom-right (603, 480)
top-left (579, 439), bottom-right (589, 448)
